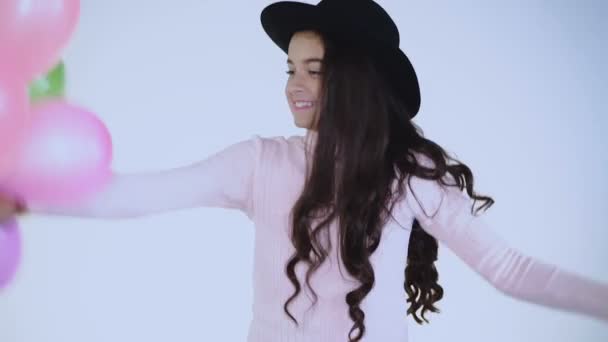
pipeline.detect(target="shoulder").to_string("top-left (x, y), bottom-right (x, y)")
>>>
top-left (255, 134), bottom-right (303, 147)
top-left (402, 151), bottom-right (460, 223)
top-left (228, 135), bottom-right (306, 179)
top-left (253, 134), bottom-right (305, 158)
top-left (230, 134), bottom-right (287, 156)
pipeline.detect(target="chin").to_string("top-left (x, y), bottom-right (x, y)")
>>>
top-left (292, 116), bottom-right (307, 128)
top-left (297, 121), bottom-right (313, 129)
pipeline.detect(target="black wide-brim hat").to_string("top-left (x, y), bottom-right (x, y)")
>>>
top-left (261, 0), bottom-right (421, 118)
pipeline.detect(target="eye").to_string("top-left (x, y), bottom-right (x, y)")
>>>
top-left (285, 70), bottom-right (322, 77)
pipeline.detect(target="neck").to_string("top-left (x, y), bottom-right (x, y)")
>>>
top-left (304, 129), bottom-right (318, 153)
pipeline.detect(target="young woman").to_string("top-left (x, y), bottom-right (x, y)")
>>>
top-left (1, 0), bottom-right (607, 341)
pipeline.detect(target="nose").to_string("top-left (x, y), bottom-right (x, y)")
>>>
top-left (288, 86), bottom-right (307, 101)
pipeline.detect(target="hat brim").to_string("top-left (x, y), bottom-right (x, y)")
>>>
top-left (260, 2), bottom-right (421, 117)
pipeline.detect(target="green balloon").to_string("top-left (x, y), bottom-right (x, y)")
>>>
top-left (29, 61), bottom-right (66, 102)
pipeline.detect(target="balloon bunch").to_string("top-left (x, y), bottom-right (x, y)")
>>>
top-left (0, 0), bottom-right (113, 290)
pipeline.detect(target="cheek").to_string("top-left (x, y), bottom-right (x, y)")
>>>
top-left (312, 80), bottom-right (322, 100)
top-left (285, 78), bottom-right (294, 96)
top-left (284, 82), bottom-right (291, 104)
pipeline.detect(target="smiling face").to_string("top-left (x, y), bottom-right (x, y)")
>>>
top-left (285, 30), bottom-right (325, 131)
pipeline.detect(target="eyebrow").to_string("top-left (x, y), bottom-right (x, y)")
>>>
top-left (287, 58), bottom-right (323, 64)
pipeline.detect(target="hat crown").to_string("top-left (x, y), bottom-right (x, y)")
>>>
top-left (317, 0), bottom-right (400, 47)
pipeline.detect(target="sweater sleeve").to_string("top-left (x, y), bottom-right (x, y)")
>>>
top-left (25, 135), bottom-right (262, 220)
top-left (404, 173), bottom-right (608, 323)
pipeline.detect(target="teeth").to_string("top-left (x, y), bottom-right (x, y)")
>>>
top-left (295, 101), bottom-right (313, 108)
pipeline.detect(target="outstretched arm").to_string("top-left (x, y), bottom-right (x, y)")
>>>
top-left (404, 174), bottom-right (608, 323)
top-left (24, 135), bottom-right (262, 220)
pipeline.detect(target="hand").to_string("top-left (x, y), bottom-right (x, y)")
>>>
top-left (0, 194), bottom-right (27, 222)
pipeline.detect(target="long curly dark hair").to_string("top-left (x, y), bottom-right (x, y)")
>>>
top-left (282, 30), bottom-right (494, 341)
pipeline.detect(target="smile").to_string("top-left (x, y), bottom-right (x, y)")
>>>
top-left (294, 101), bottom-right (314, 108)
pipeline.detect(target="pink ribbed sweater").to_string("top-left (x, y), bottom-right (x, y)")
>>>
top-left (29, 130), bottom-right (608, 341)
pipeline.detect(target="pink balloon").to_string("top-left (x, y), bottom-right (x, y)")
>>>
top-left (0, 217), bottom-right (21, 290)
top-left (5, 100), bottom-right (112, 205)
top-left (0, 74), bottom-right (30, 180)
top-left (0, 0), bottom-right (80, 79)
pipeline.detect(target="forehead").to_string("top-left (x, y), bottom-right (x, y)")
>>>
top-left (287, 31), bottom-right (325, 62)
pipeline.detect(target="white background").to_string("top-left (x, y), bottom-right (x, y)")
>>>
top-left (1, 0), bottom-right (607, 341)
